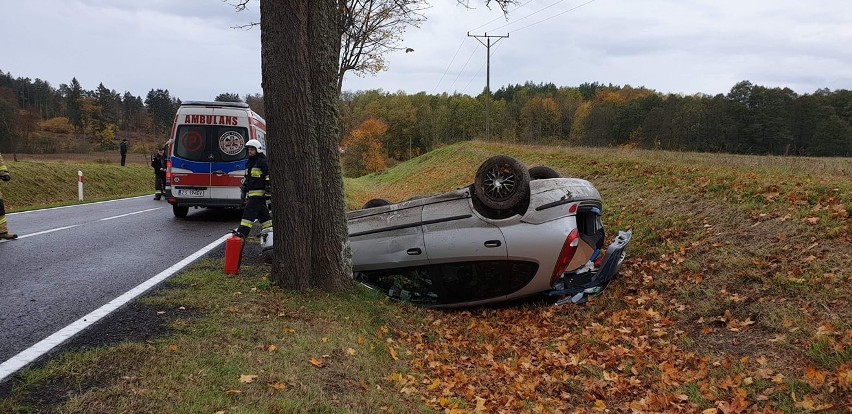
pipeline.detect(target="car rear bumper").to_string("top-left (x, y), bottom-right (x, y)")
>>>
top-left (546, 229), bottom-right (632, 305)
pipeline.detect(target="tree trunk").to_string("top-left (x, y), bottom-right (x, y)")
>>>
top-left (307, 0), bottom-right (353, 291)
top-left (261, 0), bottom-right (352, 292)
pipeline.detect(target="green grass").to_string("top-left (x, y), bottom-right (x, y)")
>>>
top-left (2, 141), bottom-right (851, 412)
top-left (2, 160), bottom-right (152, 212)
top-left (1, 260), bottom-right (433, 414)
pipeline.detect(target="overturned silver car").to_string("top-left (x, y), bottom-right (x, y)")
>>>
top-left (262, 155), bottom-right (631, 307)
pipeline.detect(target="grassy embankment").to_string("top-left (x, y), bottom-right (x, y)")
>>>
top-left (2, 152), bottom-right (153, 212)
top-left (1, 141), bottom-right (850, 413)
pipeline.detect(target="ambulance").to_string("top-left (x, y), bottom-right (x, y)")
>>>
top-left (164, 101), bottom-right (267, 218)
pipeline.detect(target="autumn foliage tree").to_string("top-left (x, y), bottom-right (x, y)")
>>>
top-left (341, 118), bottom-right (387, 176)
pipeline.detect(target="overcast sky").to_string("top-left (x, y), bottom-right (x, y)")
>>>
top-left (2, 0), bottom-right (851, 101)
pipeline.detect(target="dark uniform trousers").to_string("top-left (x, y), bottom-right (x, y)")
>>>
top-left (237, 196), bottom-right (272, 237)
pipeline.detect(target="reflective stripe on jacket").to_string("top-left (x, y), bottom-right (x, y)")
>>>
top-left (243, 153), bottom-right (269, 198)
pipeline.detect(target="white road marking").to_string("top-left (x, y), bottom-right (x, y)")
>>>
top-left (0, 233), bottom-right (232, 383)
top-left (99, 207), bottom-right (163, 221)
top-left (0, 225), bottom-right (81, 243)
top-left (2, 206), bottom-right (164, 242)
top-left (7, 195), bottom-right (152, 216)
top-left (18, 225), bottom-right (80, 239)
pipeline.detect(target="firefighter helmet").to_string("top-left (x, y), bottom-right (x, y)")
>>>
top-left (245, 139), bottom-right (264, 154)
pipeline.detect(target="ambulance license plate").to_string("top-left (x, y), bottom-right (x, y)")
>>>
top-left (177, 189), bottom-right (205, 197)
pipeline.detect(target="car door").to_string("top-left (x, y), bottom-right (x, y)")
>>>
top-left (209, 124), bottom-right (248, 201)
top-left (348, 205), bottom-right (428, 271)
top-left (421, 200), bottom-right (507, 264)
top-left (421, 200), bottom-right (511, 304)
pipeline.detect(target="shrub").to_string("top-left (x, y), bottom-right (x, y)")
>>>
top-left (39, 117), bottom-right (74, 134)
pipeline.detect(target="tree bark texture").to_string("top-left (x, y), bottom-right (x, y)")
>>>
top-left (260, 0), bottom-right (352, 291)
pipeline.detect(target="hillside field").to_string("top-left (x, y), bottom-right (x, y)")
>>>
top-left (1, 141), bottom-right (850, 413)
top-left (0, 153), bottom-right (153, 212)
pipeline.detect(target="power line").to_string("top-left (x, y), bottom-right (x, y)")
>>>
top-left (462, 41), bottom-right (506, 94)
top-left (434, 0), bottom-right (536, 94)
top-left (487, 0), bottom-right (569, 33)
top-left (510, 0), bottom-right (597, 33)
top-left (446, 43), bottom-right (480, 93)
top-left (431, 39), bottom-right (467, 94)
top-left (467, 33), bottom-right (508, 140)
top-left (467, 0), bottom-right (538, 32)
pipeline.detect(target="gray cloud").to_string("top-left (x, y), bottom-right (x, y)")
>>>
top-left (2, 0), bottom-right (850, 100)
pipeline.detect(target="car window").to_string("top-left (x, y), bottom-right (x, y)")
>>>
top-left (358, 268), bottom-right (439, 305)
top-left (359, 260), bottom-right (538, 305)
top-left (174, 125), bottom-right (249, 162)
top-left (255, 129), bottom-right (266, 149)
top-left (434, 261), bottom-right (538, 303)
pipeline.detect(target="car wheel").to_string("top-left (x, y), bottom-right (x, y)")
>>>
top-left (363, 198), bottom-right (391, 209)
top-left (173, 205), bottom-right (189, 218)
top-left (529, 166), bottom-right (561, 179)
top-left (473, 155), bottom-right (530, 211)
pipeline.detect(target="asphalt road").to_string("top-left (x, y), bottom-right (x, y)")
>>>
top-left (0, 196), bottom-right (241, 362)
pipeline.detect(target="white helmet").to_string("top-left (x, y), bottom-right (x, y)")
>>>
top-left (245, 139), bottom-right (264, 154)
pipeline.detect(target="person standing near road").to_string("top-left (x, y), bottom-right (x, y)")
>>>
top-left (151, 147), bottom-right (166, 200)
top-left (119, 138), bottom-right (128, 166)
top-left (0, 152), bottom-right (17, 240)
top-left (233, 139), bottom-right (271, 238)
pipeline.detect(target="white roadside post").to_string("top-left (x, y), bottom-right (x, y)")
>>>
top-left (78, 170), bottom-right (83, 201)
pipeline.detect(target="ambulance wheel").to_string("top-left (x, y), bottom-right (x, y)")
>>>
top-left (173, 205), bottom-right (189, 218)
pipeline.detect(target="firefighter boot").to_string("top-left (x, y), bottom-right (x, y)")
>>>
top-left (0, 232), bottom-right (17, 240)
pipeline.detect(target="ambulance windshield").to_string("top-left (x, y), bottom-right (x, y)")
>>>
top-left (174, 125), bottom-right (250, 162)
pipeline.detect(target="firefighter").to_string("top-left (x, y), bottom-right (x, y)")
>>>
top-left (0, 152), bottom-right (17, 240)
top-left (151, 147), bottom-right (166, 200)
top-left (234, 139), bottom-right (271, 238)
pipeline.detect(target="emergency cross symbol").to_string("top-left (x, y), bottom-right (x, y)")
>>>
top-left (219, 131), bottom-right (245, 156)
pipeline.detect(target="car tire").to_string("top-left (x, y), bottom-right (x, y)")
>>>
top-left (363, 198), bottom-right (391, 209)
top-left (473, 155), bottom-right (530, 211)
top-left (529, 166), bottom-right (561, 179)
top-left (173, 205), bottom-right (189, 218)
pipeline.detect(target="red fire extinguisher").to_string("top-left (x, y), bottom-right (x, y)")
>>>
top-left (224, 235), bottom-right (244, 275)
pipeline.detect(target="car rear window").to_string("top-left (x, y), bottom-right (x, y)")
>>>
top-left (174, 125), bottom-right (249, 162)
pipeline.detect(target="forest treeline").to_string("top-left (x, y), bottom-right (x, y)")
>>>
top-left (2, 68), bottom-right (851, 167)
top-left (0, 70), bottom-right (262, 154)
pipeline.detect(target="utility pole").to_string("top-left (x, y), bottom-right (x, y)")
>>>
top-left (467, 32), bottom-right (508, 141)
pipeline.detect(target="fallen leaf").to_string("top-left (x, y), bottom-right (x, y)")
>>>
top-left (224, 389), bottom-right (242, 394)
top-left (804, 367), bottom-right (826, 389)
top-left (239, 374), bottom-right (258, 384)
top-left (167, 345), bottom-right (178, 352)
top-left (474, 396), bottom-right (487, 413)
top-left (267, 344), bottom-right (277, 353)
top-left (269, 381), bottom-right (286, 390)
top-left (838, 367), bottom-right (852, 390)
top-left (309, 357), bottom-right (325, 368)
top-left (345, 347), bottom-right (357, 356)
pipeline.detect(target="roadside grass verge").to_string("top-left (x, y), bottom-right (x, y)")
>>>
top-left (1, 160), bottom-right (152, 212)
top-left (0, 259), bottom-right (432, 414)
top-left (2, 141), bottom-right (850, 412)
